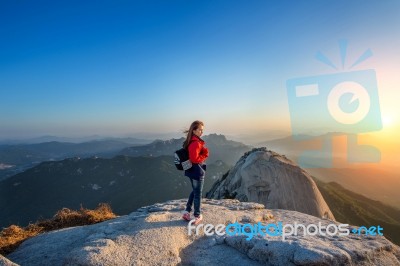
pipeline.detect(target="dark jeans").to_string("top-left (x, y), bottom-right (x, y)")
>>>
top-left (185, 177), bottom-right (204, 217)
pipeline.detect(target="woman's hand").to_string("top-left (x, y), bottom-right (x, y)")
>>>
top-left (200, 147), bottom-right (209, 157)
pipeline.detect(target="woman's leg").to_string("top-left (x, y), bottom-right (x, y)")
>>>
top-left (185, 178), bottom-right (195, 212)
top-left (192, 177), bottom-right (204, 217)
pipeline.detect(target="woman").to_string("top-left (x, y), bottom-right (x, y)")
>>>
top-left (182, 120), bottom-right (209, 224)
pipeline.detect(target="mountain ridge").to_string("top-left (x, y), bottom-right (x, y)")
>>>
top-left (0, 134), bottom-right (250, 181)
top-left (119, 133), bottom-right (252, 165)
top-left (0, 155), bottom-right (230, 228)
top-left (315, 179), bottom-right (400, 245)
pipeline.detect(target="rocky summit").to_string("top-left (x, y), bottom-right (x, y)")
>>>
top-left (207, 148), bottom-right (335, 220)
top-left (3, 199), bottom-right (400, 266)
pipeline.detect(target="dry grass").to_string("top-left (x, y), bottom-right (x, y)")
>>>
top-left (0, 203), bottom-right (116, 256)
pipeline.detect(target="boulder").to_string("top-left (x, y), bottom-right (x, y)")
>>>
top-left (207, 148), bottom-right (335, 220)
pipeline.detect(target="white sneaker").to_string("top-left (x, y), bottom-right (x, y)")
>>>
top-left (193, 214), bottom-right (203, 225)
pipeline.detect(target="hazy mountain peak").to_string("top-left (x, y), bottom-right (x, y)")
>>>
top-left (205, 133), bottom-right (227, 139)
top-left (207, 147), bottom-right (335, 220)
top-left (119, 134), bottom-right (251, 165)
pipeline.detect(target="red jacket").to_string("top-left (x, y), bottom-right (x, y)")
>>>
top-left (188, 135), bottom-right (209, 164)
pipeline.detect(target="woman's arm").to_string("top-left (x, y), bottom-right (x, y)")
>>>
top-left (188, 142), bottom-right (208, 163)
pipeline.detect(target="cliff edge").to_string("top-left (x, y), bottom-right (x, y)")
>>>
top-left (3, 199), bottom-right (400, 266)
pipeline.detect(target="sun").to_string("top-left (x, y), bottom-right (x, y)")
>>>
top-left (382, 116), bottom-right (394, 127)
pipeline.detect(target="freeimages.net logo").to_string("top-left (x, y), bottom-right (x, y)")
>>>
top-left (286, 40), bottom-right (382, 168)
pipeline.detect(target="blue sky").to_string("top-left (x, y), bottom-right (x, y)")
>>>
top-left (0, 0), bottom-right (399, 139)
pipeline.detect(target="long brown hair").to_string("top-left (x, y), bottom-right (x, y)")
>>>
top-left (183, 120), bottom-right (204, 149)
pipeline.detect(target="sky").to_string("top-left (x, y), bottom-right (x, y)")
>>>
top-left (0, 0), bottom-right (399, 141)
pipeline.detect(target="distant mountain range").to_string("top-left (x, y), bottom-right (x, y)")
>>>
top-left (258, 132), bottom-right (351, 164)
top-left (0, 134), bottom-right (250, 181)
top-left (0, 134), bottom-right (175, 145)
top-left (0, 139), bottom-right (148, 181)
top-left (258, 132), bottom-right (396, 169)
top-left (0, 155), bottom-right (231, 228)
top-left (119, 134), bottom-right (252, 166)
top-left (225, 130), bottom-right (290, 145)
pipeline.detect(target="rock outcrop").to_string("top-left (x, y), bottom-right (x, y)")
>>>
top-left (207, 148), bottom-right (335, 220)
top-left (5, 199), bottom-right (400, 266)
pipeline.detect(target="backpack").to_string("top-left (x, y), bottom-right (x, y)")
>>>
top-left (174, 146), bottom-right (192, 171)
